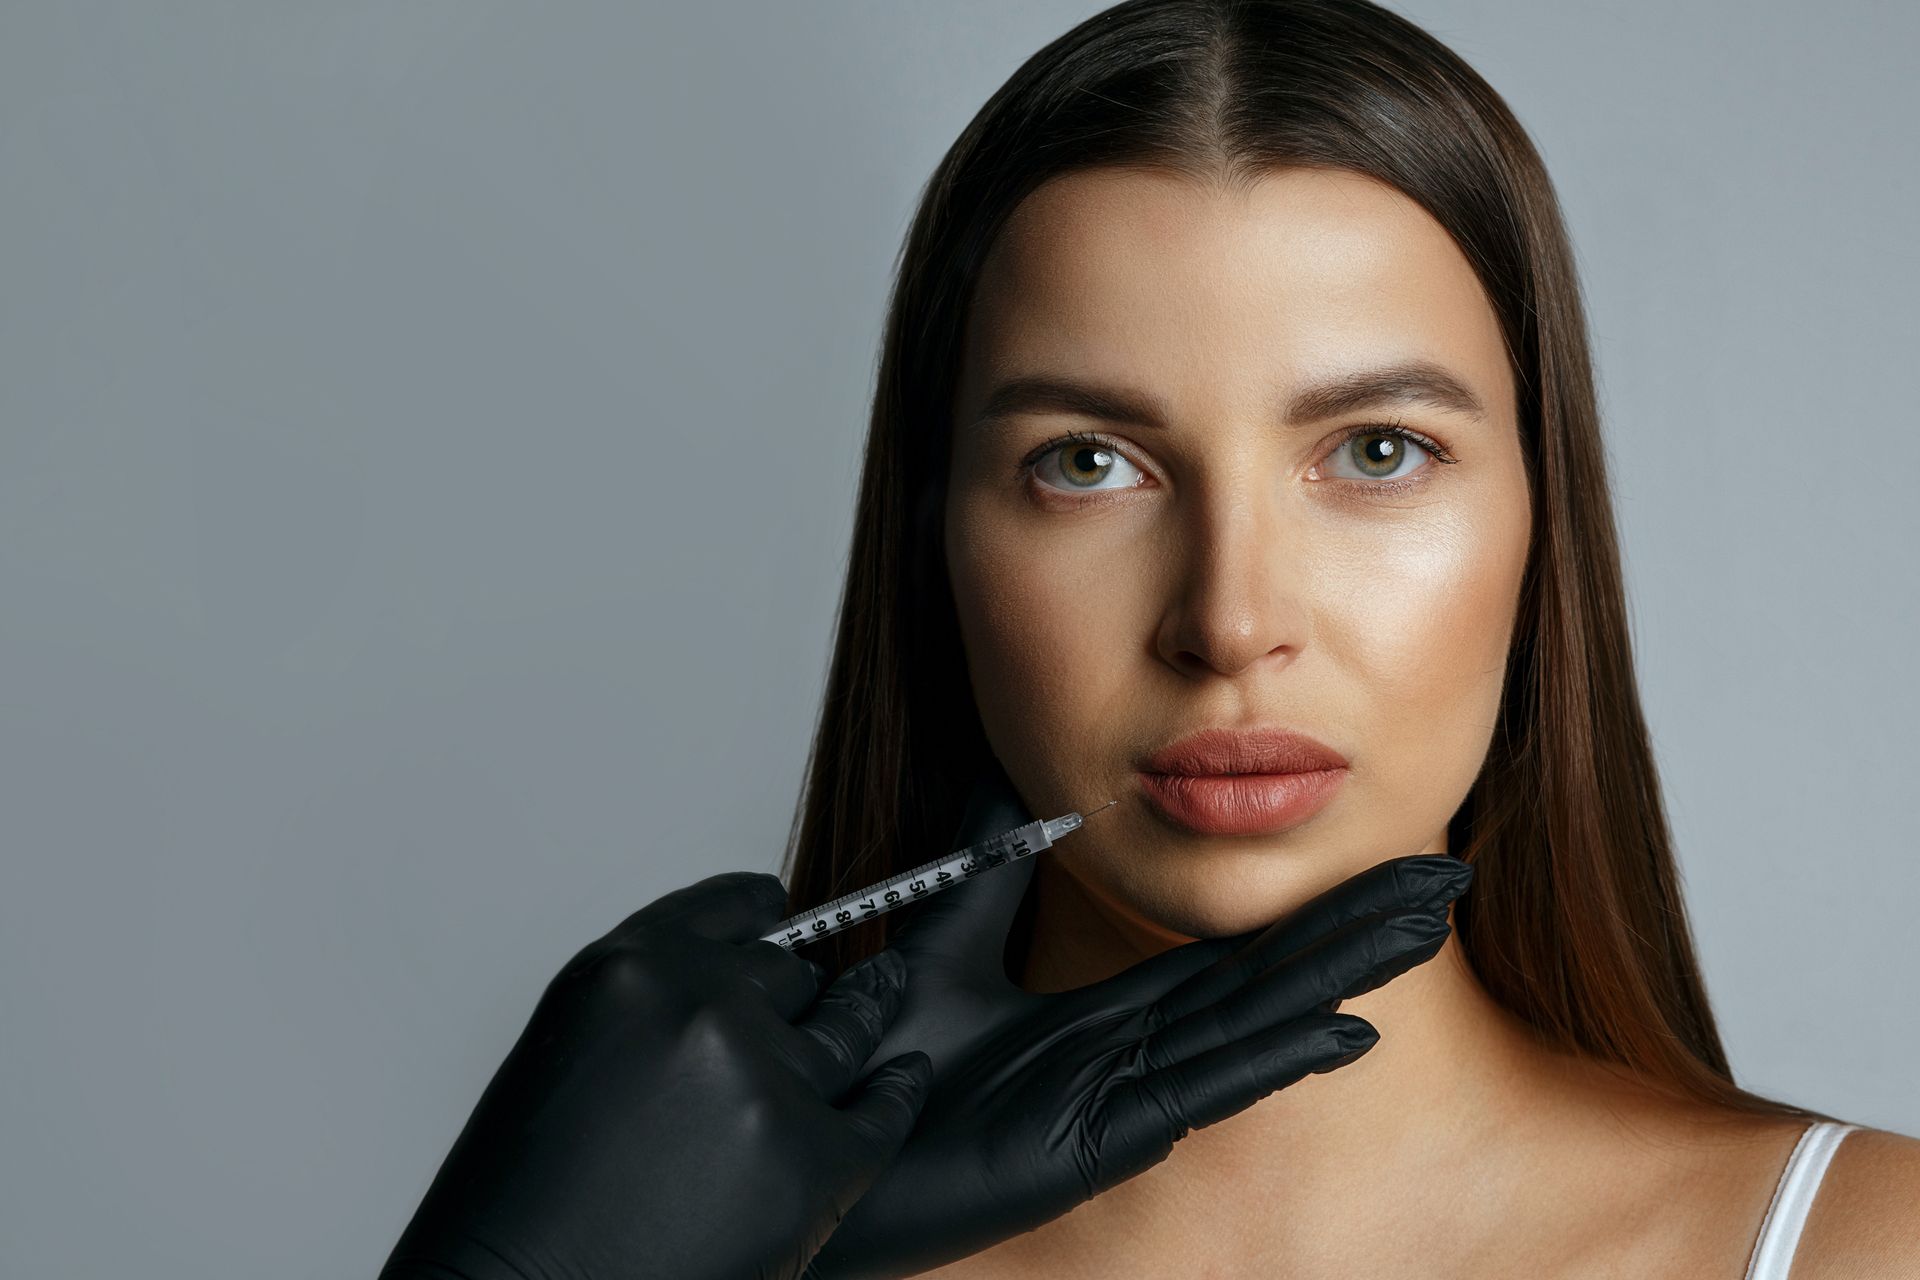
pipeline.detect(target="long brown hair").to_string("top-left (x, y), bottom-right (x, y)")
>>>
top-left (777, 0), bottom-right (1830, 1124)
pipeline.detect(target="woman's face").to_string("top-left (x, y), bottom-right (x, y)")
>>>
top-left (945, 165), bottom-right (1531, 941)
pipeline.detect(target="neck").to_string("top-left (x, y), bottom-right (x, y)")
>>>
top-left (1010, 849), bottom-right (1592, 1267)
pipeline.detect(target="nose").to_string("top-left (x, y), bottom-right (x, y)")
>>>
top-left (1154, 488), bottom-right (1310, 680)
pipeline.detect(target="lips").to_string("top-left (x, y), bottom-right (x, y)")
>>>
top-left (1140, 726), bottom-right (1349, 776)
top-left (1138, 726), bottom-right (1349, 836)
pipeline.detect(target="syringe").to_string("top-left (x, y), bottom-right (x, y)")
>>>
top-left (761, 798), bottom-right (1118, 950)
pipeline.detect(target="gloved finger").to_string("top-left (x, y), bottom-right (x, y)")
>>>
top-left (1142, 906), bottom-right (1450, 1069)
top-left (729, 937), bottom-right (832, 1022)
top-left (787, 951), bottom-right (908, 1102)
top-left (1120, 854), bottom-right (1471, 1025)
top-left (886, 758), bottom-right (1039, 974)
top-left (605, 870), bottom-right (794, 946)
top-left (1094, 1013), bottom-right (1377, 1181)
top-left (823, 1051), bottom-right (935, 1215)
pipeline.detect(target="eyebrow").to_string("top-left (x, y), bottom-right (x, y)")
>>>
top-left (968, 359), bottom-right (1489, 431)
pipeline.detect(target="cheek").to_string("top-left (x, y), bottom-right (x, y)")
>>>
top-left (1321, 494), bottom-right (1527, 825)
top-left (945, 497), bottom-right (1143, 791)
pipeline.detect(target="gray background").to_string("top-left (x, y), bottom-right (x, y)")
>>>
top-left (2, 2), bottom-right (1913, 1275)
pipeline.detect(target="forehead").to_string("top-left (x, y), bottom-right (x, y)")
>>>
top-left (959, 166), bottom-right (1514, 421)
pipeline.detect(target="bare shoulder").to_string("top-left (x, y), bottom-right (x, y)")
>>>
top-left (1790, 1127), bottom-right (1920, 1280)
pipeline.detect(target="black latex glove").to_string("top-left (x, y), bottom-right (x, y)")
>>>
top-left (802, 760), bottom-right (1474, 1280)
top-left (379, 870), bottom-right (934, 1280)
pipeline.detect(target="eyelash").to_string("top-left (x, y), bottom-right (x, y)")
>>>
top-left (1013, 417), bottom-right (1460, 504)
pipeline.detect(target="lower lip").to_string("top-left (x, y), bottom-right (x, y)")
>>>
top-left (1137, 768), bottom-right (1348, 836)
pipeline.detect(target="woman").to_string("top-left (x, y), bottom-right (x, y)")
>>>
top-left (384, 2), bottom-right (1918, 1277)
top-left (777, 0), bottom-right (1920, 1275)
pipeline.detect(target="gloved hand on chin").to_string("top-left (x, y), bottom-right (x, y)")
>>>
top-left (800, 757), bottom-right (1472, 1279)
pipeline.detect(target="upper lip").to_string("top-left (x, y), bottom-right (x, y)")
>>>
top-left (1140, 726), bottom-right (1349, 776)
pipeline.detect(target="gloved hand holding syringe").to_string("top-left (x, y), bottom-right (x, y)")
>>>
top-left (379, 759), bottom-right (1472, 1280)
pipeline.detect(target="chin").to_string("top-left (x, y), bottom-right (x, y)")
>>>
top-left (1085, 848), bottom-right (1357, 942)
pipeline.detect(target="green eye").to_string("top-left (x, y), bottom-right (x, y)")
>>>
top-left (1024, 431), bottom-right (1144, 494)
top-left (1312, 420), bottom-right (1458, 497)
top-left (1332, 428), bottom-right (1432, 481)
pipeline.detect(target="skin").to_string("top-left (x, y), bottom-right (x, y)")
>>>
top-left (926, 165), bottom-right (1829, 1278)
